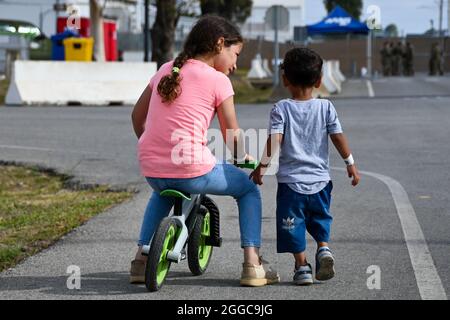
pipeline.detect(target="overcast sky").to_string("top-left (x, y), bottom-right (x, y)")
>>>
top-left (0, 0), bottom-right (448, 36)
top-left (255, 0), bottom-right (449, 34)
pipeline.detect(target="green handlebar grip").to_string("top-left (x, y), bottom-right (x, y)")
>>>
top-left (235, 160), bottom-right (258, 170)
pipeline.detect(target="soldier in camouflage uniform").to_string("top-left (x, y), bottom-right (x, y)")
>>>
top-left (380, 42), bottom-right (392, 76)
top-left (429, 43), bottom-right (443, 76)
top-left (391, 42), bottom-right (403, 76)
top-left (403, 42), bottom-right (414, 76)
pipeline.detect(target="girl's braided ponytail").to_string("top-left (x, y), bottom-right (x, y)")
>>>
top-left (157, 51), bottom-right (191, 103)
top-left (156, 15), bottom-right (242, 104)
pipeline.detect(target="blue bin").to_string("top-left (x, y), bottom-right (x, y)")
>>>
top-left (51, 29), bottom-right (79, 60)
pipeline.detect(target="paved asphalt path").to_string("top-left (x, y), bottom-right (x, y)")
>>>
top-left (340, 73), bottom-right (450, 99)
top-left (0, 78), bottom-right (449, 300)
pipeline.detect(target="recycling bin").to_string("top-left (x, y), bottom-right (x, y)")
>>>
top-left (63, 37), bottom-right (94, 61)
top-left (50, 30), bottom-right (79, 60)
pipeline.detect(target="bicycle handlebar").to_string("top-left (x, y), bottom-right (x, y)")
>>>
top-left (234, 160), bottom-right (258, 170)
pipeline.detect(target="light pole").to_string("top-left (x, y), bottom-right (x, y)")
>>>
top-left (367, 30), bottom-right (372, 79)
top-left (448, 0), bottom-right (450, 36)
top-left (39, 6), bottom-right (54, 33)
top-left (55, 0), bottom-right (60, 32)
top-left (438, 0), bottom-right (444, 37)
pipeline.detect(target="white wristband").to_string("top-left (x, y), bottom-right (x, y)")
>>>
top-left (344, 154), bottom-right (355, 166)
top-left (233, 154), bottom-right (247, 163)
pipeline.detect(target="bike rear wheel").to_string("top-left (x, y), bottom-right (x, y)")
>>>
top-left (188, 207), bottom-right (213, 275)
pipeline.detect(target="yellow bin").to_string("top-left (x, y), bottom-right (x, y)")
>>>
top-left (63, 37), bottom-right (94, 61)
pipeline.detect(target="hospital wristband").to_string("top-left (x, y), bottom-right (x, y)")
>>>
top-left (344, 154), bottom-right (355, 166)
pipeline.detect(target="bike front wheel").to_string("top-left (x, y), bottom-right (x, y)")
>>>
top-left (145, 217), bottom-right (178, 292)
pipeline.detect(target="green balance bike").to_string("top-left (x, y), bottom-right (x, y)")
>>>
top-left (141, 161), bottom-right (257, 292)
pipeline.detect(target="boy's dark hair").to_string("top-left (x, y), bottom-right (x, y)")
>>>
top-left (280, 47), bottom-right (323, 88)
top-left (158, 15), bottom-right (243, 103)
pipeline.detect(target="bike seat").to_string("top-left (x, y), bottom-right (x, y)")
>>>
top-left (160, 189), bottom-right (191, 201)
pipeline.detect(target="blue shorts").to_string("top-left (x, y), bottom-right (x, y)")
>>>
top-left (276, 181), bottom-right (333, 253)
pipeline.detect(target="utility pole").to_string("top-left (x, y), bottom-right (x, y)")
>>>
top-left (439, 0), bottom-right (443, 37)
top-left (438, 0), bottom-right (445, 74)
top-left (40, 6), bottom-right (53, 32)
top-left (448, 0), bottom-right (450, 36)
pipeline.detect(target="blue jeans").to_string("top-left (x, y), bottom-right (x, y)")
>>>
top-left (138, 162), bottom-right (262, 248)
top-left (276, 181), bottom-right (333, 253)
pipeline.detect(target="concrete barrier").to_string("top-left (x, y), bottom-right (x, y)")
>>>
top-left (321, 60), bottom-right (342, 94)
top-left (313, 83), bottom-right (331, 98)
top-left (262, 59), bottom-right (273, 77)
top-left (6, 61), bottom-right (157, 106)
top-left (330, 60), bottom-right (346, 83)
top-left (247, 55), bottom-right (269, 79)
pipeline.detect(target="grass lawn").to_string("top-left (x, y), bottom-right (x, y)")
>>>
top-left (0, 78), bottom-right (9, 105)
top-left (0, 164), bottom-right (132, 272)
top-left (232, 69), bottom-right (273, 104)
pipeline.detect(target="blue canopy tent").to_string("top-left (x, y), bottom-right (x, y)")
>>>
top-left (306, 6), bottom-right (372, 77)
top-left (307, 5), bottom-right (369, 35)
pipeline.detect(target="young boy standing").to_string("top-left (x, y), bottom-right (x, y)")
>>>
top-left (250, 48), bottom-right (360, 285)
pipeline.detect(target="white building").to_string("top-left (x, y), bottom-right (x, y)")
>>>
top-left (240, 0), bottom-right (305, 42)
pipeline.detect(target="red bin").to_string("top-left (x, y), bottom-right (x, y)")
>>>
top-left (103, 20), bottom-right (118, 61)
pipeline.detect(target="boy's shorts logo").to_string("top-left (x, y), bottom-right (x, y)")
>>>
top-left (282, 217), bottom-right (295, 230)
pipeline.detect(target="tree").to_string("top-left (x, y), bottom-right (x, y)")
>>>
top-left (200, 0), bottom-right (253, 24)
top-left (151, 0), bottom-right (178, 68)
top-left (149, 0), bottom-right (198, 67)
top-left (89, 0), bottom-right (137, 62)
top-left (89, 0), bottom-right (106, 61)
top-left (323, 0), bottom-right (363, 20)
top-left (149, 0), bottom-right (250, 67)
top-left (384, 24), bottom-right (399, 37)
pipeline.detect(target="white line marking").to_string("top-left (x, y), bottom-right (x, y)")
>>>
top-left (332, 167), bottom-right (447, 300)
top-left (0, 144), bottom-right (99, 155)
top-left (366, 80), bottom-right (375, 98)
top-left (0, 145), bottom-right (53, 152)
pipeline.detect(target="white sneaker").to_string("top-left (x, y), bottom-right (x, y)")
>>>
top-left (315, 247), bottom-right (335, 281)
top-left (293, 263), bottom-right (313, 286)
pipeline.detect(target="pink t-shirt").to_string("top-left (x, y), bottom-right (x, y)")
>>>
top-left (138, 59), bottom-right (234, 178)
